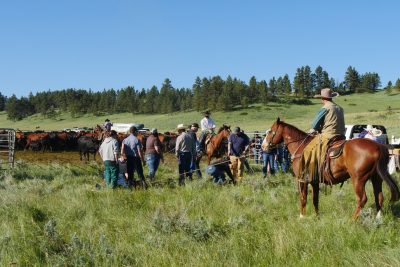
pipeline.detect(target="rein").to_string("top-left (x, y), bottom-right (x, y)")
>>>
top-left (269, 124), bottom-right (313, 160)
top-left (290, 133), bottom-right (314, 160)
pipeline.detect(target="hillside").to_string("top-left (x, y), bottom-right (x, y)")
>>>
top-left (1, 91), bottom-right (400, 135)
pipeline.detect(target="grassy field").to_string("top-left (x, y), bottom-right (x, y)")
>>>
top-left (1, 91), bottom-right (400, 266)
top-left (1, 158), bottom-right (400, 266)
top-left (1, 91), bottom-right (400, 135)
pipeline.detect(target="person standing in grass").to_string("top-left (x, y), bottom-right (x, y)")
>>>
top-left (117, 153), bottom-right (129, 188)
top-left (228, 127), bottom-right (250, 183)
top-left (145, 128), bottom-right (163, 180)
top-left (260, 129), bottom-right (277, 178)
top-left (121, 126), bottom-right (147, 189)
top-left (187, 123), bottom-right (202, 178)
top-left (175, 124), bottom-right (196, 186)
top-left (98, 130), bottom-right (119, 188)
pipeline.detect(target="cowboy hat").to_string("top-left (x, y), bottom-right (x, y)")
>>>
top-left (233, 127), bottom-right (241, 134)
top-left (365, 125), bottom-right (382, 137)
top-left (314, 88), bottom-right (339, 99)
top-left (177, 124), bottom-right (186, 130)
top-left (371, 129), bottom-right (383, 137)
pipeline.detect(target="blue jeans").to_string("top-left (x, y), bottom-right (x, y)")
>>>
top-left (146, 153), bottom-right (160, 180)
top-left (190, 154), bottom-right (202, 178)
top-left (117, 173), bottom-right (129, 188)
top-left (274, 147), bottom-right (290, 173)
top-left (262, 152), bottom-right (276, 176)
top-left (178, 152), bottom-right (192, 185)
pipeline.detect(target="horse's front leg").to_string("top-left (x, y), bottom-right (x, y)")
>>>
top-left (311, 182), bottom-right (320, 216)
top-left (299, 181), bottom-right (308, 218)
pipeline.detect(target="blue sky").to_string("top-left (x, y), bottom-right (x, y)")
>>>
top-left (0, 0), bottom-right (399, 97)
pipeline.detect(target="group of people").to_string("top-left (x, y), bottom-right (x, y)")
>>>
top-left (98, 86), bottom-right (386, 189)
top-left (98, 126), bottom-right (163, 189)
top-left (250, 131), bottom-right (291, 177)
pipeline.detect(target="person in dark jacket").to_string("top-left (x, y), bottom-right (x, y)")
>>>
top-left (188, 123), bottom-right (202, 178)
top-left (206, 157), bottom-right (235, 184)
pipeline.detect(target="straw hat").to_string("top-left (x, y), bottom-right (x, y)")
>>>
top-left (177, 124), bottom-right (186, 130)
top-left (314, 88), bottom-right (339, 99)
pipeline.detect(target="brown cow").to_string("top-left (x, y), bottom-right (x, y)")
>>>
top-left (25, 132), bottom-right (51, 152)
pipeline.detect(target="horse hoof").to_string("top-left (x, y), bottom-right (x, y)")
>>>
top-left (299, 214), bottom-right (305, 219)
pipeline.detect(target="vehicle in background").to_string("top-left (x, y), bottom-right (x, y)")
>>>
top-left (345, 124), bottom-right (388, 144)
top-left (111, 123), bottom-right (144, 133)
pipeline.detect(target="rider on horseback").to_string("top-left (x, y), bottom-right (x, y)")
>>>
top-left (199, 111), bottom-right (216, 152)
top-left (300, 88), bottom-right (345, 182)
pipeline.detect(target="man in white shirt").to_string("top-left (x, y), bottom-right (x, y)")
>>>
top-left (199, 111), bottom-right (216, 152)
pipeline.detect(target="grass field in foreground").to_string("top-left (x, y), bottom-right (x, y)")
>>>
top-left (1, 156), bottom-right (400, 266)
top-left (1, 91), bottom-right (400, 135)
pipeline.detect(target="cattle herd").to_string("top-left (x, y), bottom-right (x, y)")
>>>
top-left (14, 126), bottom-right (179, 160)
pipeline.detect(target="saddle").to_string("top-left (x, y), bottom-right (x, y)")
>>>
top-left (323, 135), bottom-right (347, 183)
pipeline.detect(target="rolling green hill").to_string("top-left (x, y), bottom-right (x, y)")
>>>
top-left (1, 91), bottom-right (400, 135)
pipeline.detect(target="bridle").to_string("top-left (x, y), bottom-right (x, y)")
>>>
top-left (268, 123), bottom-right (314, 159)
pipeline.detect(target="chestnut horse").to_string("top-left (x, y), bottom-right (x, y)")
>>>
top-left (266, 118), bottom-right (400, 219)
top-left (202, 125), bottom-right (231, 164)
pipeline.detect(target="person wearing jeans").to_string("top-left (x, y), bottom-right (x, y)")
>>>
top-left (175, 124), bottom-right (196, 186)
top-left (98, 131), bottom-right (119, 188)
top-left (261, 130), bottom-right (277, 178)
top-left (228, 127), bottom-right (250, 183)
top-left (121, 126), bottom-right (147, 188)
top-left (145, 128), bottom-right (163, 180)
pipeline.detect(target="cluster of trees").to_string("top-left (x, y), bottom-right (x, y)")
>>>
top-left (2, 66), bottom-right (400, 121)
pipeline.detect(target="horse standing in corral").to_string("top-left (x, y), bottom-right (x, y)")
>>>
top-left (265, 118), bottom-right (400, 219)
top-left (201, 125), bottom-right (231, 164)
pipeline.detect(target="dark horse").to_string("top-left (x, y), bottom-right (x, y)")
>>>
top-left (266, 118), bottom-right (400, 219)
top-left (201, 125), bottom-right (231, 164)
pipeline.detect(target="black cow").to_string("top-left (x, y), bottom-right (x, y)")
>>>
top-left (78, 136), bottom-right (100, 161)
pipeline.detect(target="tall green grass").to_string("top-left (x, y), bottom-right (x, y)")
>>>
top-left (1, 162), bottom-right (400, 266)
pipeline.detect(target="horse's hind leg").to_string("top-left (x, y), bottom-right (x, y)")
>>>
top-left (352, 177), bottom-right (368, 219)
top-left (311, 182), bottom-right (320, 216)
top-left (371, 175), bottom-right (384, 218)
top-left (299, 182), bottom-right (308, 218)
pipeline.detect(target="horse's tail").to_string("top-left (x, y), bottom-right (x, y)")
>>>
top-left (377, 145), bottom-right (400, 202)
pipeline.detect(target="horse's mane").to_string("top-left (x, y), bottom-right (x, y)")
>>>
top-left (279, 121), bottom-right (308, 140)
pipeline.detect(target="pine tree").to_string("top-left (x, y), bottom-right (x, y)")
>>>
top-left (192, 77), bottom-right (203, 111)
top-left (248, 76), bottom-right (259, 103)
top-left (385, 81), bottom-right (393, 94)
top-left (0, 92), bottom-right (6, 111)
top-left (394, 79), bottom-right (400, 91)
top-left (282, 74), bottom-right (292, 95)
top-left (344, 66), bottom-right (360, 93)
top-left (258, 80), bottom-right (269, 103)
top-left (359, 72), bottom-right (381, 92)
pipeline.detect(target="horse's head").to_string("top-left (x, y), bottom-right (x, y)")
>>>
top-left (265, 117), bottom-right (284, 148)
top-left (217, 124), bottom-right (231, 138)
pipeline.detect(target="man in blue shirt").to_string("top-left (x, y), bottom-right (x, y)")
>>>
top-left (228, 127), bottom-right (250, 183)
top-left (121, 126), bottom-right (147, 188)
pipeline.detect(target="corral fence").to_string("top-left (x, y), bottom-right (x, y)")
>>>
top-left (0, 128), bottom-right (16, 169)
top-left (244, 131), bottom-right (264, 166)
